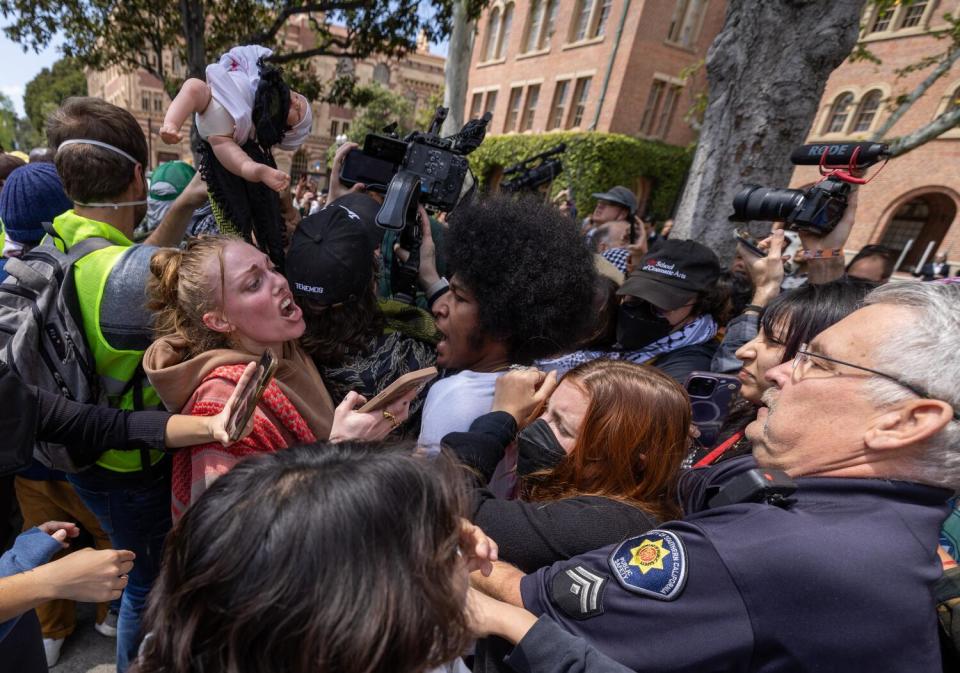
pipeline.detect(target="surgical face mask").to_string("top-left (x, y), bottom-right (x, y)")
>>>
top-left (516, 418), bottom-right (567, 477)
top-left (616, 301), bottom-right (673, 351)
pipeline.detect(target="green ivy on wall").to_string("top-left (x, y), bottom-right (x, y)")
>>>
top-left (468, 131), bottom-right (692, 223)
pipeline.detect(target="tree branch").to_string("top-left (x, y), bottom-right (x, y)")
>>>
top-left (870, 46), bottom-right (960, 140)
top-left (889, 106), bottom-right (960, 156)
top-left (266, 45), bottom-right (364, 64)
top-left (246, 1), bottom-right (369, 44)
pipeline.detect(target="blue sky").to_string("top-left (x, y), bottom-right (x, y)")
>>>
top-left (0, 34), bottom-right (63, 116)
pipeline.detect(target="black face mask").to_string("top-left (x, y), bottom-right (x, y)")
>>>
top-left (516, 419), bottom-right (567, 476)
top-left (616, 302), bottom-right (672, 350)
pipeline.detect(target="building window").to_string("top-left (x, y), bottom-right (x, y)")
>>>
top-left (667, 0), bottom-right (707, 47)
top-left (483, 8), bottom-right (502, 61)
top-left (571, 0), bottom-right (595, 42)
top-left (851, 89), bottom-right (882, 133)
top-left (640, 80), bottom-right (666, 135)
top-left (291, 149), bottom-right (308, 183)
top-left (824, 92), bottom-right (855, 133)
top-left (141, 94), bottom-right (150, 112)
top-left (153, 94), bottom-right (164, 113)
top-left (542, 0), bottom-right (559, 47)
top-left (548, 80), bottom-right (570, 130)
top-left (655, 84), bottom-right (682, 138)
top-left (470, 92), bottom-right (484, 119)
top-left (373, 63), bottom-right (391, 85)
top-left (505, 86), bottom-right (524, 131)
top-left (521, 84), bottom-right (541, 131)
top-left (640, 79), bottom-right (682, 138)
top-left (330, 120), bottom-right (339, 137)
top-left (342, 122), bottom-right (350, 134)
top-left (569, 76), bottom-right (592, 128)
top-left (484, 90), bottom-right (498, 117)
top-left (524, 0), bottom-right (544, 53)
top-left (595, 0), bottom-right (613, 37)
top-left (497, 3), bottom-right (514, 59)
top-left (900, 1), bottom-right (928, 28)
top-left (870, 7), bottom-right (894, 32)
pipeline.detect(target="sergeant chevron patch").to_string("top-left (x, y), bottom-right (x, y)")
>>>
top-left (550, 564), bottom-right (608, 619)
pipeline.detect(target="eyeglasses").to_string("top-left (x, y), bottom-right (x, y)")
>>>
top-left (793, 343), bottom-right (960, 421)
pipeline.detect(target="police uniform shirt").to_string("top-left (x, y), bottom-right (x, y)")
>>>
top-left (519, 456), bottom-right (950, 673)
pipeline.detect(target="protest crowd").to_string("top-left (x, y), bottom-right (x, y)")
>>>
top-left (0, 43), bottom-right (959, 673)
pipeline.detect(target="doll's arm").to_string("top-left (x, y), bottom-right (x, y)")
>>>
top-left (208, 135), bottom-right (291, 192)
top-left (160, 78), bottom-right (212, 144)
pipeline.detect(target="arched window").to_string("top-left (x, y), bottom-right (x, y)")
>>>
top-left (483, 8), bottom-right (501, 61)
top-left (290, 149), bottom-right (308, 183)
top-left (824, 92), bottom-right (855, 133)
top-left (497, 3), bottom-right (514, 59)
top-left (851, 89), bottom-right (882, 133)
top-left (373, 63), bottom-right (390, 85)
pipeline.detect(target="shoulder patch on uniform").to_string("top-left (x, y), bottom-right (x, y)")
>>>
top-left (550, 564), bottom-right (607, 620)
top-left (608, 530), bottom-right (687, 601)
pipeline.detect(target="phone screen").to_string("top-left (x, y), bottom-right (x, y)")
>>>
top-left (225, 350), bottom-right (279, 442)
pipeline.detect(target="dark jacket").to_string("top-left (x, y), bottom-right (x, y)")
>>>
top-left (0, 361), bottom-right (171, 477)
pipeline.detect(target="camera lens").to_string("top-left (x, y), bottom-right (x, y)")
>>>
top-left (687, 377), bottom-right (717, 398)
top-left (732, 185), bottom-right (806, 223)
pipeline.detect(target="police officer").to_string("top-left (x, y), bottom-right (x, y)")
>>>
top-left (471, 282), bottom-right (960, 673)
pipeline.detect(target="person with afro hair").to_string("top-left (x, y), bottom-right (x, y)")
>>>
top-left (418, 193), bottom-right (595, 495)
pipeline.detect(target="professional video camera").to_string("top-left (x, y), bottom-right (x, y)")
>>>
top-left (500, 144), bottom-right (566, 193)
top-left (339, 107), bottom-right (491, 302)
top-left (730, 142), bottom-right (889, 235)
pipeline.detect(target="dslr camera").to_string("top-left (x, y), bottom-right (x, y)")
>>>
top-left (339, 107), bottom-right (491, 302)
top-left (730, 142), bottom-right (889, 235)
top-left (500, 144), bottom-right (566, 193)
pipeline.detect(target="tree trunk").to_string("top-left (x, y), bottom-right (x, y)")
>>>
top-left (671, 0), bottom-right (865, 262)
top-left (181, 0), bottom-right (207, 80)
top-left (441, 0), bottom-right (476, 136)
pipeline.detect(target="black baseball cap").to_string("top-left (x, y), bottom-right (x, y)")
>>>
top-left (591, 186), bottom-right (638, 216)
top-left (285, 196), bottom-right (381, 306)
top-left (618, 239), bottom-right (721, 310)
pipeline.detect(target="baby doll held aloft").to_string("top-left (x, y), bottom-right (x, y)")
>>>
top-left (160, 45), bottom-right (312, 193)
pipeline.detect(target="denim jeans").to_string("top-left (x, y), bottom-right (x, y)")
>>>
top-left (67, 462), bottom-right (171, 673)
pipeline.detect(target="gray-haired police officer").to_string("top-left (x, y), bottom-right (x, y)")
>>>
top-left (473, 282), bottom-right (960, 673)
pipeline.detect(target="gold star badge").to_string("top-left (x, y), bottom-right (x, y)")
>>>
top-left (629, 538), bottom-right (670, 575)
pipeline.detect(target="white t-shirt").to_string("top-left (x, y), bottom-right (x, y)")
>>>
top-left (418, 370), bottom-right (503, 451)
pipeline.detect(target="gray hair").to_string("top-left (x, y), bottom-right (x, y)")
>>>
top-left (863, 282), bottom-right (960, 490)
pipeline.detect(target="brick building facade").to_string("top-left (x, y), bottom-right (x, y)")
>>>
top-left (465, 0), bottom-right (725, 145)
top-left (86, 20), bottom-right (444, 185)
top-left (792, 0), bottom-right (960, 272)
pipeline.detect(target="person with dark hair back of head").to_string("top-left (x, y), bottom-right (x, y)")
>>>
top-left (38, 96), bottom-right (201, 670)
top-left (0, 152), bottom-right (26, 192)
top-left (846, 244), bottom-right (896, 283)
top-left (130, 443), bottom-right (495, 673)
top-left (418, 194), bottom-right (595, 495)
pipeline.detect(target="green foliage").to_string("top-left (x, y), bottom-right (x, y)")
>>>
top-left (468, 132), bottom-right (692, 222)
top-left (0, 92), bottom-right (15, 151)
top-left (346, 83), bottom-right (414, 141)
top-left (22, 57), bottom-right (87, 136)
top-left (415, 88), bottom-right (445, 131)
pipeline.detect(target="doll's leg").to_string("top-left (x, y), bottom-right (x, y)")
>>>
top-left (208, 135), bottom-right (291, 192)
top-left (160, 78), bottom-right (212, 144)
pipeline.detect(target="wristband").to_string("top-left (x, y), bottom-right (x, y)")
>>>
top-left (742, 304), bottom-right (765, 315)
top-left (426, 276), bottom-right (449, 298)
top-left (798, 248), bottom-right (844, 261)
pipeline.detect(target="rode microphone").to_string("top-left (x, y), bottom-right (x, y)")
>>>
top-left (789, 142), bottom-right (889, 168)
